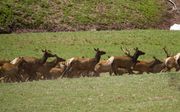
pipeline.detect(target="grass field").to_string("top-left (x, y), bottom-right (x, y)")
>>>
top-left (0, 73), bottom-right (179, 112)
top-left (0, 30), bottom-right (180, 60)
top-left (0, 30), bottom-right (180, 112)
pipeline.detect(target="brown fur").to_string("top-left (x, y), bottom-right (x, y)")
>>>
top-left (133, 57), bottom-right (164, 74)
top-left (162, 47), bottom-right (179, 72)
top-left (37, 55), bottom-right (65, 79)
top-left (0, 60), bottom-right (10, 66)
top-left (19, 49), bottom-right (56, 81)
top-left (163, 57), bottom-right (177, 72)
top-left (112, 48), bottom-right (145, 75)
top-left (0, 57), bottom-right (27, 83)
top-left (62, 48), bottom-right (106, 78)
top-left (94, 60), bottom-right (113, 75)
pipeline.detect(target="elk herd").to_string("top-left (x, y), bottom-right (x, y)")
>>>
top-left (0, 47), bottom-right (180, 83)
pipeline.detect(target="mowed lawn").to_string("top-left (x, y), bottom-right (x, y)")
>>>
top-left (0, 30), bottom-right (180, 112)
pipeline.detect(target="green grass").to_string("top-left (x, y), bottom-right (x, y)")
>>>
top-left (0, 30), bottom-right (179, 60)
top-left (0, 0), bottom-right (167, 32)
top-left (0, 30), bottom-right (180, 111)
top-left (0, 73), bottom-right (179, 112)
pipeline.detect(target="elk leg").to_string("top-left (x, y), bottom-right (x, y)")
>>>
top-left (128, 69), bottom-right (134, 75)
top-left (175, 64), bottom-right (180, 71)
top-left (28, 72), bottom-right (37, 81)
top-left (61, 66), bottom-right (72, 78)
top-left (93, 71), bottom-right (100, 77)
top-left (112, 67), bottom-right (118, 75)
top-left (111, 63), bottom-right (118, 75)
top-left (109, 71), bottom-right (112, 76)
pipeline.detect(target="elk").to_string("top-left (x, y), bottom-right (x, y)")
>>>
top-left (49, 60), bottom-right (89, 79)
top-left (37, 54), bottom-right (66, 79)
top-left (133, 57), bottom-right (164, 74)
top-left (61, 48), bottom-right (106, 78)
top-left (18, 49), bottom-right (56, 81)
top-left (49, 64), bottom-right (66, 79)
top-left (174, 53), bottom-right (180, 71)
top-left (151, 57), bottom-right (165, 73)
top-left (0, 57), bottom-right (28, 83)
top-left (162, 47), bottom-right (180, 72)
top-left (111, 47), bottom-right (145, 75)
top-left (94, 56), bottom-right (114, 75)
top-left (0, 60), bottom-right (10, 66)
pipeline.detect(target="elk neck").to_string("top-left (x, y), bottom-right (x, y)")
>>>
top-left (94, 53), bottom-right (101, 63)
top-left (131, 51), bottom-right (140, 63)
top-left (15, 60), bottom-right (24, 68)
top-left (39, 55), bottom-right (48, 64)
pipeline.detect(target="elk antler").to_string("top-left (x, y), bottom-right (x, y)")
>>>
top-left (163, 47), bottom-right (170, 57)
top-left (121, 47), bottom-right (132, 57)
top-left (153, 56), bottom-right (161, 61)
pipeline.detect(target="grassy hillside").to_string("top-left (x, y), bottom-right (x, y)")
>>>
top-left (0, 0), bottom-right (167, 33)
top-left (0, 73), bottom-right (179, 112)
top-left (0, 30), bottom-right (180, 60)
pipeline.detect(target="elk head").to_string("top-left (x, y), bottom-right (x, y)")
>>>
top-left (133, 47), bottom-right (145, 56)
top-left (121, 47), bottom-right (145, 58)
top-left (94, 48), bottom-right (106, 56)
top-left (94, 48), bottom-right (106, 63)
top-left (42, 49), bottom-right (56, 58)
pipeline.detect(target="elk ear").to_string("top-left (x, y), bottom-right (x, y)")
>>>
top-left (134, 47), bottom-right (138, 51)
top-left (153, 56), bottom-right (156, 60)
top-left (94, 48), bottom-right (97, 51)
top-left (54, 54), bottom-right (57, 57)
top-left (42, 49), bottom-right (48, 52)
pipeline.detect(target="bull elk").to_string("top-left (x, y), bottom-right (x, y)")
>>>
top-left (61, 48), bottom-right (106, 78)
top-left (112, 47), bottom-right (145, 75)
